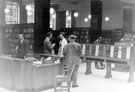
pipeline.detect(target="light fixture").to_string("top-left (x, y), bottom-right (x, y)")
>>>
top-left (50, 8), bottom-right (54, 14)
top-left (66, 11), bottom-right (69, 16)
top-left (26, 5), bottom-right (32, 11)
top-left (105, 17), bottom-right (109, 21)
top-left (67, 16), bottom-right (71, 20)
top-left (52, 14), bottom-right (56, 19)
top-left (84, 18), bottom-right (88, 22)
top-left (27, 11), bottom-right (32, 16)
top-left (4, 8), bottom-right (10, 13)
top-left (74, 12), bottom-right (79, 17)
top-left (88, 14), bottom-right (91, 19)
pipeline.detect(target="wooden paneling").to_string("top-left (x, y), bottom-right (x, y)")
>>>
top-left (0, 56), bottom-right (62, 91)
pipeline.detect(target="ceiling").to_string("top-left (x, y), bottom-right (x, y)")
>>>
top-left (20, 0), bottom-right (135, 4)
top-left (17, 0), bottom-right (135, 9)
top-left (50, 0), bottom-right (135, 4)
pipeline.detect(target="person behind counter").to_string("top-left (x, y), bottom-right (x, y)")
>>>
top-left (44, 32), bottom-right (55, 55)
top-left (120, 33), bottom-right (134, 43)
top-left (58, 32), bottom-right (67, 56)
top-left (94, 37), bottom-right (105, 69)
top-left (63, 35), bottom-right (82, 88)
top-left (16, 34), bottom-right (28, 59)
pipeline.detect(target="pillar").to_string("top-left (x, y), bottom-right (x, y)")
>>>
top-left (105, 63), bottom-right (112, 78)
top-left (85, 0), bottom-right (102, 75)
top-left (123, 4), bottom-right (135, 32)
top-left (90, 0), bottom-right (102, 43)
top-left (34, 0), bottom-right (50, 53)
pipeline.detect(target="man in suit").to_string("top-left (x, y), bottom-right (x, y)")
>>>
top-left (16, 34), bottom-right (28, 59)
top-left (63, 35), bottom-right (82, 88)
top-left (44, 32), bottom-right (55, 55)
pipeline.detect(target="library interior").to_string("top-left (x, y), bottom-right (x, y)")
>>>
top-left (0, 0), bottom-right (135, 92)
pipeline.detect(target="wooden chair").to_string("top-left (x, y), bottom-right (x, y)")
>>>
top-left (54, 65), bottom-right (75, 92)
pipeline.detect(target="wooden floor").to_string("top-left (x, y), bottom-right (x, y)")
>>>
top-left (0, 62), bottom-right (135, 92)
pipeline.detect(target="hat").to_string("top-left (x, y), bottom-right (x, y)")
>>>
top-left (69, 35), bottom-right (77, 39)
top-left (60, 32), bottom-right (65, 35)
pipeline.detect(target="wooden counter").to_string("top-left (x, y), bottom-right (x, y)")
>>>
top-left (0, 56), bottom-right (62, 91)
top-left (32, 63), bottom-right (62, 91)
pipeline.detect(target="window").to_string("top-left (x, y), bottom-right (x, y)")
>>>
top-left (26, 5), bottom-right (34, 23)
top-left (50, 8), bottom-right (56, 30)
top-left (66, 11), bottom-right (71, 28)
top-left (5, 2), bottom-right (19, 24)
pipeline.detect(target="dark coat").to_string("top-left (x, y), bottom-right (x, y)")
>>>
top-left (63, 42), bottom-right (82, 66)
top-left (17, 39), bottom-right (28, 59)
top-left (44, 38), bottom-right (53, 54)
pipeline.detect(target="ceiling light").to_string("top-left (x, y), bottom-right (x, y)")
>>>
top-left (88, 14), bottom-right (91, 19)
top-left (4, 8), bottom-right (10, 13)
top-left (26, 5), bottom-right (32, 11)
top-left (74, 12), bottom-right (79, 17)
top-left (67, 16), bottom-right (71, 20)
top-left (52, 14), bottom-right (56, 18)
top-left (84, 18), bottom-right (88, 22)
top-left (105, 17), bottom-right (109, 21)
top-left (50, 8), bottom-right (54, 14)
top-left (66, 11), bottom-right (69, 16)
top-left (27, 11), bottom-right (32, 16)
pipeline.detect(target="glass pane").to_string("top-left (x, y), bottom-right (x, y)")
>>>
top-left (5, 2), bottom-right (19, 24)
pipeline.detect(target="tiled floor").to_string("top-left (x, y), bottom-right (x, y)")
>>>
top-left (0, 62), bottom-right (135, 92)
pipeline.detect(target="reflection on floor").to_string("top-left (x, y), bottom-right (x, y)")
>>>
top-left (0, 62), bottom-right (135, 92)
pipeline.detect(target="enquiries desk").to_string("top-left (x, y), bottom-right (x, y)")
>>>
top-left (0, 56), bottom-right (62, 92)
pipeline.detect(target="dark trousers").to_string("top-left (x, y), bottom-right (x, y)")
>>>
top-left (71, 65), bottom-right (79, 85)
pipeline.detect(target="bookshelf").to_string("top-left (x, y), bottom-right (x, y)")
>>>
top-left (102, 29), bottom-right (124, 44)
top-left (4, 23), bottom-right (34, 55)
top-left (61, 28), bottom-right (124, 45)
top-left (61, 27), bottom-right (90, 43)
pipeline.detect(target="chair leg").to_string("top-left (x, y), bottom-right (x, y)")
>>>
top-left (67, 81), bottom-right (71, 92)
top-left (54, 80), bottom-right (56, 92)
top-left (54, 79), bottom-right (58, 92)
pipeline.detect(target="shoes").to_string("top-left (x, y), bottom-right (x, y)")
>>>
top-left (72, 85), bottom-right (79, 88)
top-left (105, 74), bottom-right (112, 78)
top-left (128, 79), bottom-right (134, 83)
top-left (85, 71), bottom-right (92, 75)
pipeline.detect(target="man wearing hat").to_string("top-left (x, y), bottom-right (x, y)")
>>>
top-left (63, 35), bottom-right (82, 88)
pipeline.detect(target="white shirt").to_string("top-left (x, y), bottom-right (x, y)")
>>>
top-left (58, 38), bottom-right (67, 56)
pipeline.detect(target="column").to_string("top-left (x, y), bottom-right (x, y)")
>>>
top-left (85, 0), bottom-right (102, 75)
top-left (34, 0), bottom-right (50, 53)
top-left (123, 4), bottom-right (135, 32)
top-left (90, 0), bottom-right (102, 43)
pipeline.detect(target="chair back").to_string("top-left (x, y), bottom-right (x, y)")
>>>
top-left (63, 65), bottom-right (75, 80)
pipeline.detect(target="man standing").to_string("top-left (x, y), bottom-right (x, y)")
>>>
top-left (16, 34), bottom-right (28, 59)
top-left (63, 35), bottom-right (82, 88)
top-left (44, 32), bottom-right (55, 55)
top-left (58, 32), bottom-right (67, 56)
